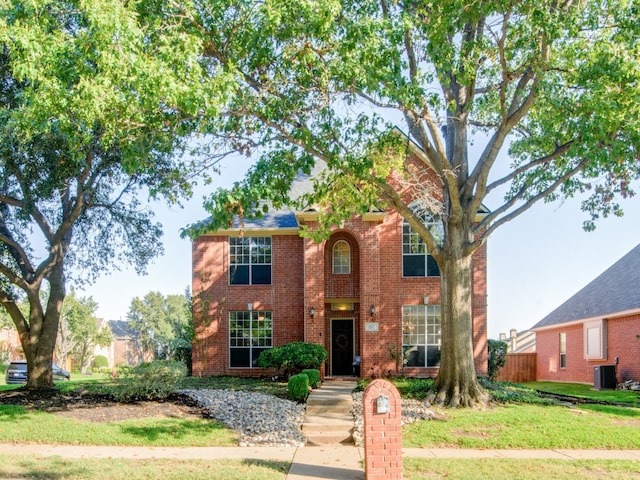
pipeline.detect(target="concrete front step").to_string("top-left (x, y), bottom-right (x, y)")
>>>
top-left (302, 381), bottom-right (357, 446)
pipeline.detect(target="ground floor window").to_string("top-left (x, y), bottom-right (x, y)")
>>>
top-left (229, 311), bottom-right (272, 368)
top-left (402, 305), bottom-right (441, 367)
top-left (559, 332), bottom-right (567, 368)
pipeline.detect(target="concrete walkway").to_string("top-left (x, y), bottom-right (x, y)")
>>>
top-left (2, 444), bottom-right (639, 462)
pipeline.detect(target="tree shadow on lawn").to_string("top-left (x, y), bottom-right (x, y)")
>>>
top-left (0, 405), bottom-right (32, 420)
top-left (118, 418), bottom-right (235, 442)
top-left (580, 403), bottom-right (640, 419)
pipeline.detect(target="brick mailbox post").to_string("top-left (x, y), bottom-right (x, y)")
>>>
top-left (363, 379), bottom-right (402, 479)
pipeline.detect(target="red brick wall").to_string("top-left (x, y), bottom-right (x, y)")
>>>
top-left (192, 234), bottom-right (304, 376)
top-left (536, 313), bottom-right (640, 384)
top-left (192, 207), bottom-right (489, 378)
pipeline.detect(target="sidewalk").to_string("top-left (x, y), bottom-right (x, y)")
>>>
top-left (2, 443), bottom-right (639, 477)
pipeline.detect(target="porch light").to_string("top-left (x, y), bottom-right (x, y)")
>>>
top-left (370, 305), bottom-right (376, 317)
top-left (309, 307), bottom-right (315, 319)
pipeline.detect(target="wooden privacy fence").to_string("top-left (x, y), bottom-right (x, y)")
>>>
top-left (495, 353), bottom-right (537, 383)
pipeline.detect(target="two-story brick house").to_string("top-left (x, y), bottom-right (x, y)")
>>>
top-left (191, 158), bottom-right (488, 379)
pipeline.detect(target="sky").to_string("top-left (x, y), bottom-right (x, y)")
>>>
top-left (76, 156), bottom-right (640, 340)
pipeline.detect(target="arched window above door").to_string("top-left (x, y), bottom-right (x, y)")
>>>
top-left (332, 240), bottom-right (351, 274)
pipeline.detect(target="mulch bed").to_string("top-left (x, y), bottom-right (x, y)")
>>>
top-left (0, 388), bottom-right (206, 423)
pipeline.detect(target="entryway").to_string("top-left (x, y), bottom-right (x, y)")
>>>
top-left (331, 319), bottom-right (354, 376)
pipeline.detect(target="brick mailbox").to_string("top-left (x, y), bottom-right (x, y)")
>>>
top-left (363, 379), bottom-right (402, 479)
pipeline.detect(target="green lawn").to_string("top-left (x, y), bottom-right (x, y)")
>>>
top-left (1, 376), bottom-right (640, 479)
top-left (0, 405), bottom-right (237, 446)
top-left (403, 402), bottom-right (640, 449)
top-left (0, 455), bottom-right (288, 480)
top-left (523, 381), bottom-right (640, 405)
top-left (404, 458), bottom-right (640, 480)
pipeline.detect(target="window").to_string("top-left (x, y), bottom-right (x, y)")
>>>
top-left (402, 208), bottom-right (442, 277)
top-left (584, 319), bottom-right (607, 360)
top-left (332, 241), bottom-right (351, 274)
top-left (229, 237), bottom-right (271, 285)
top-left (402, 305), bottom-right (441, 367)
top-left (229, 311), bottom-right (272, 368)
top-left (559, 332), bottom-right (567, 369)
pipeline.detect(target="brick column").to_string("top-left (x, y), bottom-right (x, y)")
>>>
top-left (363, 379), bottom-right (402, 479)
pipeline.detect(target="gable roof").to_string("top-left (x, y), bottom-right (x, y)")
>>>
top-left (227, 161), bottom-right (325, 230)
top-left (532, 243), bottom-right (640, 330)
top-left (108, 320), bottom-right (138, 339)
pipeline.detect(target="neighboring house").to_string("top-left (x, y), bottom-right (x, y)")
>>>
top-left (191, 154), bottom-right (489, 379)
top-left (532, 244), bottom-right (640, 385)
top-left (0, 326), bottom-right (21, 361)
top-left (499, 329), bottom-right (536, 353)
top-left (94, 320), bottom-right (152, 367)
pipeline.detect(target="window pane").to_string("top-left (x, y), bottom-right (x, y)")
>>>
top-left (333, 241), bottom-right (351, 274)
top-left (230, 265), bottom-right (249, 285)
top-left (230, 348), bottom-right (250, 368)
top-left (403, 345), bottom-right (425, 367)
top-left (427, 255), bottom-right (440, 277)
top-left (251, 265), bottom-right (271, 284)
top-left (403, 255), bottom-right (425, 276)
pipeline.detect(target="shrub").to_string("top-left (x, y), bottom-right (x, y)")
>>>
top-left (93, 355), bottom-right (109, 369)
top-left (301, 369), bottom-right (321, 388)
top-left (488, 339), bottom-right (508, 381)
top-left (288, 373), bottom-right (310, 402)
top-left (110, 360), bottom-right (187, 402)
top-left (258, 342), bottom-right (327, 377)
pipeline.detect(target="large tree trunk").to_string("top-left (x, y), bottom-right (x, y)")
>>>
top-left (22, 263), bottom-right (66, 390)
top-left (434, 226), bottom-right (488, 408)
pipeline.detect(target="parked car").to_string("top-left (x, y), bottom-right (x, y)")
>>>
top-left (5, 360), bottom-right (71, 384)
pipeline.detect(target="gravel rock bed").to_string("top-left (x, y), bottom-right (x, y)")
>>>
top-left (350, 391), bottom-right (436, 447)
top-left (179, 388), bottom-right (435, 448)
top-left (179, 389), bottom-right (306, 446)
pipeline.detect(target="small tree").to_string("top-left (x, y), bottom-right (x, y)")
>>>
top-left (258, 342), bottom-right (327, 378)
top-left (488, 339), bottom-right (509, 382)
top-left (59, 292), bottom-right (112, 373)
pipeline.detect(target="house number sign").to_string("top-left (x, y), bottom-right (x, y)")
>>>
top-left (365, 322), bottom-right (379, 332)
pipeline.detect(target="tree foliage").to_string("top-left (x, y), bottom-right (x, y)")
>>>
top-left (488, 339), bottom-right (508, 382)
top-left (127, 291), bottom-right (191, 360)
top-left (0, 0), bottom-right (223, 388)
top-left (181, 0), bottom-right (640, 406)
top-left (57, 291), bottom-right (112, 374)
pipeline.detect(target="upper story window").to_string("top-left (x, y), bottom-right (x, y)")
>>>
top-left (229, 236), bottom-right (272, 285)
top-left (332, 240), bottom-right (351, 274)
top-left (402, 208), bottom-right (442, 277)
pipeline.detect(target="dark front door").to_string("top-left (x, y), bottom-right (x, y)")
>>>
top-left (331, 319), bottom-right (354, 376)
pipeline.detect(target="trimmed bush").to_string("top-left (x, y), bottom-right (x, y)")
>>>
top-left (288, 373), bottom-right (310, 402)
top-left (110, 360), bottom-right (187, 402)
top-left (93, 355), bottom-right (109, 369)
top-left (301, 369), bottom-right (321, 388)
top-left (258, 341), bottom-right (327, 377)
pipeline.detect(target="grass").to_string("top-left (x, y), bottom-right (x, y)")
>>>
top-left (403, 402), bottom-right (640, 449)
top-left (0, 405), bottom-right (237, 446)
top-left (524, 381), bottom-right (640, 405)
top-left (2, 374), bottom-right (640, 479)
top-left (0, 455), bottom-right (288, 480)
top-left (404, 458), bottom-right (640, 480)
